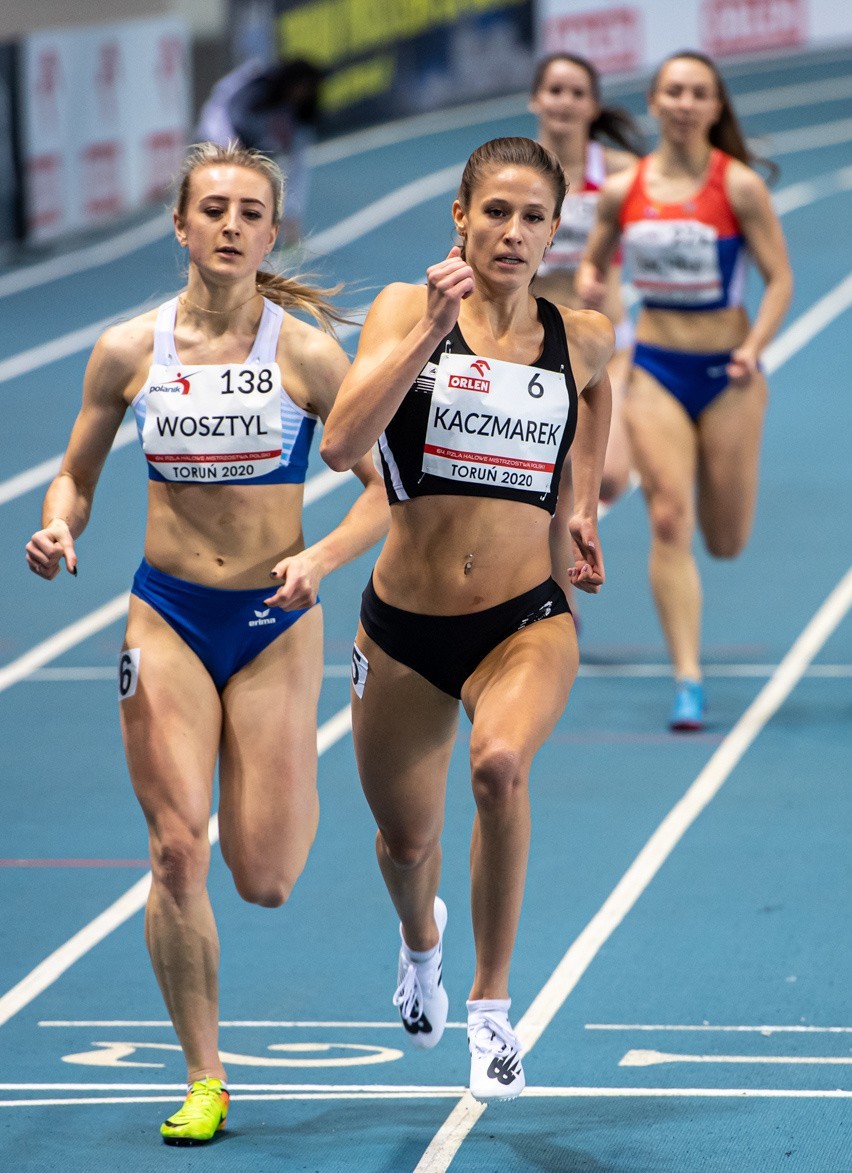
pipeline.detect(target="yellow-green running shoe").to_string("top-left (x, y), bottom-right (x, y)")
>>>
top-left (160, 1078), bottom-right (229, 1145)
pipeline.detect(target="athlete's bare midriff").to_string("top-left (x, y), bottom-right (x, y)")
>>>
top-left (373, 495), bottom-right (554, 615)
top-left (636, 304), bottom-right (751, 352)
top-left (144, 480), bottom-right (307, 589)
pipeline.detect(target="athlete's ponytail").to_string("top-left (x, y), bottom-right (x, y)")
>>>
top-left (174, 142), bottom-right (349, 333)
top-left (531, 54), bottom-right (645, 157)
top-left (649, 51), bottom-right (779, 182)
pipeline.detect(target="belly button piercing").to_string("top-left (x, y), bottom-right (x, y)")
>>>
top-left (464, 553), bottom-right (474, 575)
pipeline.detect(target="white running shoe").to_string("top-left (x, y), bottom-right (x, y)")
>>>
top-left (393, 897), bottom-right (449, 1049)
top-left (467, 1001), bottom-right (525, 1101)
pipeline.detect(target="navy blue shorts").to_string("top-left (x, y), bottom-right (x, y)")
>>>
top-left (633, 341), bottom-right (731, 421)
top-left (359, 575), bottom-right (570, 699)
top-left (130, 559), bottom-right (313, 691)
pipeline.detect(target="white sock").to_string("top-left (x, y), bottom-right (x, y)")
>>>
top-left (467, 998), bottom-right (511, 1017)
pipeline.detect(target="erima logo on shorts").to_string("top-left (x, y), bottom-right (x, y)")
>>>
top-left (249, 608), bottom-right (276, 627)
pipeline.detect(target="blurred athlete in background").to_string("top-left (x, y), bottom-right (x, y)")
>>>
top-left (531, 53), bottom-right (644, 503)
top-left (578, 52), bottom-right (792, 730)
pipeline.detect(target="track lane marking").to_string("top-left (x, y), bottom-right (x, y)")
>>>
top-left (414, 567), bottom-right (852, 1171)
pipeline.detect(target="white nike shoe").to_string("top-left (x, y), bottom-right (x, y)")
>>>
top-left (392, 897), bottom-right (449, 1049)
top-left (467, 1001), bottom-right (525, 1101)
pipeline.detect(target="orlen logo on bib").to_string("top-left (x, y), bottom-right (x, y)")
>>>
top-left (149, 371), bottom-right (197, 395)
top-left (449, 360), bottom-right (491, 394)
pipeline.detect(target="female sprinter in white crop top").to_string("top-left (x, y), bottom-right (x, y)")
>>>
top-left (530, 52), bottom-right (644, 503)
top-left (25, 143), bottom-right (388, 1144)
top-left (577, 52), bottom-right (792, 731)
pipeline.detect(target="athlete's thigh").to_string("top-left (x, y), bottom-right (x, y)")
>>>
top-left (351, 624), bottom-right (459, 843)
top-left (463, 613), bottom-right (579, 762)
top-left (696, 371), bottom-right (768, 538)
top-left (217, 605), bottom-right (324, 863)
top-left (120, 595), bottom-right (222, 837)
top-left (623, 366), bottom-right (698, 499)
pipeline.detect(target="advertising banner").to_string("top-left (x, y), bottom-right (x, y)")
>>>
top-left (18, 17), bottom-right (190, 244)
top-left (270, 0), bottom-right (535, 134)
top-left (536, 0), bottom-right (851, 78)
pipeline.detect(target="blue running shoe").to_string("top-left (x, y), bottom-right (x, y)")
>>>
top-left (669, 679), bottom-right (704, 731)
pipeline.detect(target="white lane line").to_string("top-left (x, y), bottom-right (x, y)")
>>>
top-left (0, 300), bottom-right (160, 386)
top-left (414, 566), bottom-right (852, 1171)
top-left (3, 1086), bottom-right (852, 1108)
top-left (304, 163), bottom-right (463, 256)
top-left (22, 662), bottom-right (852, 682)
top-left (0, 462), bottom-right (354, 696)
top-left (0, 215), bottom-right (173, 299)
top-left (39, 1020), bottom-right (467, 1029)
top-left (0, 705), bottom-right (352, 1031)
top-left (621, 1049), bottom-right (852, 1067)
top-left (588, 1024), bottom-right (852, 1034)
top-left (0, 421), bottom-right (138, 507)
top-left (764, 115), bottom-right (852, 155)
top-left (762, 270), bottom-right (852, 373)
top-left (735, 72), bottom-right (852, 115)
top-left (772, 164), bottom-right (852, 214)
top-left (0, 595), bottom-right (131, 697)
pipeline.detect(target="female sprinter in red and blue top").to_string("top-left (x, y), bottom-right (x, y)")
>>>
top-left (578, 51), bottom-right (792, 730)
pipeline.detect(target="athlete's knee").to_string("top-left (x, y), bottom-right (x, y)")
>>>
top-left (149, 829), bottom-right (209, 900)
top-left (704, 524), bottom-right (749, 560)
top-left (377, 825), bottom-right (439, 871)
top-left (470, 741), bottom-right (525, 811)
top-left (232, 867), bottom-right (296, 908)
top-left (649, 493), bottom-right (691, 546)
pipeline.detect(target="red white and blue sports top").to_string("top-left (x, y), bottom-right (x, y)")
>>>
top-left (538, 141), bottom-right (608, 276)
top-left (619, 149), bottom-right (747, 312)
top-left (131, 297), bottom-right (317, 485)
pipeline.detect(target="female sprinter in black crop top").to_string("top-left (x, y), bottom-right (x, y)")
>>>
top-left (25, 143), bottom-right (388, 1144)
top-left (321, 137), bottom-right (612, 1101)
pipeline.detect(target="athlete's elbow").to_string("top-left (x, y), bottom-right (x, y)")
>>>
top-left (319, 429), bottom-right (356, 472)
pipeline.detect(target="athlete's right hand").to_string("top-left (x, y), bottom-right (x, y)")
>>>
top-left (575, 260), bottom-right (607, 311)
top-left (26, 519), bottom-right (78, 580)
top-left (424, 246), bottom-right (475, 337)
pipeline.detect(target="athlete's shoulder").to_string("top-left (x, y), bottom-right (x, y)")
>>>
top-left (559, 305), bottom-right (615, 366)
top-left (722, 154), bottom-right (772, 212)
top-left (362, 281), bottom-right (426, 336)
top-left (599, 161), bottom-right (640, 211)
top-left (603, 146), bottom-right (640, 177)
top-left (93, 307), bottom-right (158, 377)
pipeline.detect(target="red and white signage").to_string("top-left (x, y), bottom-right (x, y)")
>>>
top-left (541, 6), bottom-right (643, 75)
top-left (700, 0), bottom-right (807, 57)
top-left (19, 17), bottom-right (190, 243)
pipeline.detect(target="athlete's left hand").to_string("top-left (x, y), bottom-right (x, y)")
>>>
top-left (265, 549), bottom-right (324, 609)
top-left (568, 516), bottom-right (605, 594)
top-left (727, 344), bottom-right (760, 383)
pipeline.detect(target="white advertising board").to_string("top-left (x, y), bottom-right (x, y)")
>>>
top-left (19, 17), bottom-right (190, 243)
top-left (536, 0), bottom-right (851, 77)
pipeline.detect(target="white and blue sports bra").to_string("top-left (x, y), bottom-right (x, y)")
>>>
top-left (132, 296), bottom-right (317, 485)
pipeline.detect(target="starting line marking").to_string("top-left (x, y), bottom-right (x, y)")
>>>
top-left (1, 1085), bottom-right (851, 1110)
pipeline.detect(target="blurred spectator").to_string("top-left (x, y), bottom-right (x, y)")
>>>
top-left (195, 58), bottom-right (323, 245)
